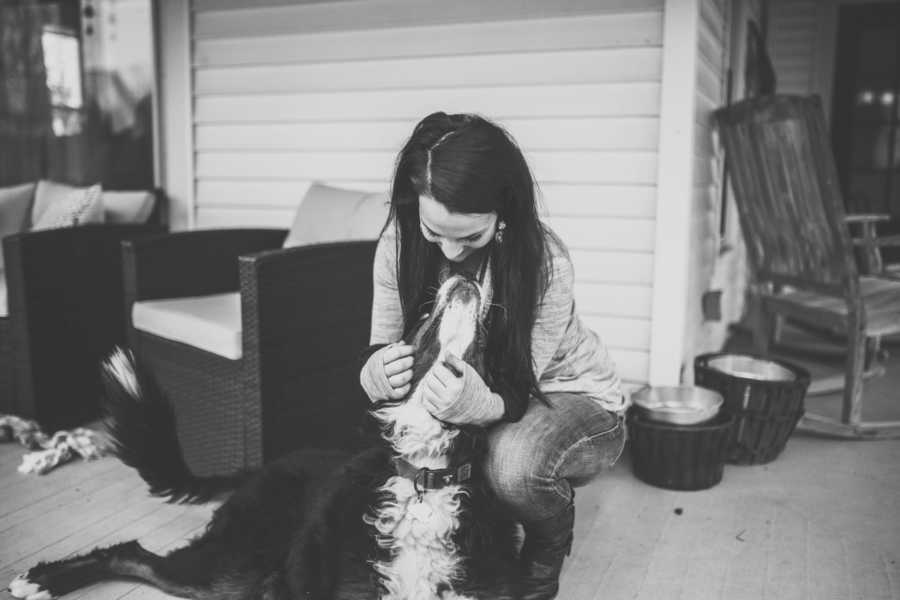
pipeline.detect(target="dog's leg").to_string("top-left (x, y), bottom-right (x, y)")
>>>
top-left (9, 541), bottom-right (202, 600)
top-left (282, 447), bottom-right (390, 600)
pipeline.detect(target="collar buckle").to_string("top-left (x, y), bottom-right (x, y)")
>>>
top-left (394, 457), bottom-right (474, 494)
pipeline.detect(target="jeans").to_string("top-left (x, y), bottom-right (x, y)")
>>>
top-left (483, 392), bottom-right (626, 522)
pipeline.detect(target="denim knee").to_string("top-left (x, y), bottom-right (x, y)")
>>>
top-left (483, 393), bottom-right (625, 521)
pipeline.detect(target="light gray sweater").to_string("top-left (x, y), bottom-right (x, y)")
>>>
top-left (370, 224), bottom-right (626, 414)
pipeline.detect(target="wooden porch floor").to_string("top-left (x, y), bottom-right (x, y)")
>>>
top-left (2, 339), bottom-right (899, 599)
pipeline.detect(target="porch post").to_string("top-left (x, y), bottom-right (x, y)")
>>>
top-left (649, 0), bottom-right (699, 384)
top-left (156, 0), bottom-right (195, 230)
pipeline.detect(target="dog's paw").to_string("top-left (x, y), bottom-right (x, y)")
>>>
top-left (8, 573), bottom-right (54, 600)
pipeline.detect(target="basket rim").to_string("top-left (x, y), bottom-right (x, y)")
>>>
top-left (695, 352), bottom-right (811, 384)
top-left (627, 407), bottom-right (734, 432)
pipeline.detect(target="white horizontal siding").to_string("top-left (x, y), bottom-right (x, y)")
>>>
top-left (194, 83), bottom-right (663, 122)
top-left (194, 150), bottom-right (658, 185)
top-left (196, 180), bottom-right (657, 217)
top-left (194, 48), bottom-right (663, 95)
top-left (193, 0), bottom-right (665, 36)
top-left (195, 118), bottom-right (661, 152)
top-left (683, 0), bottom-right (730, 380)
top-left (769, 0), bottom-right (818, 95)
top-left (194, 12), bottom-right (664, 67)
top-left (189, 0), bottom-right (666, 382)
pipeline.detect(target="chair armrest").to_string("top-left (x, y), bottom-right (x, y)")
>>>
top-left (238, 240), bottom-right (377, 456)
top-left (240, 240), bottom-right (376, 367)
top-left (2, 223), bottom-right (163, 428)
top-left (867, 234), bottom-right (900, 247)
top-left (845, 210), bottom-right (900, 274)
top-left (122, 228), bottom-right (287, 302)
top-left (3, 224), bottom-right (163, 314)
top-left (844, 213), bottom-right (891, 224)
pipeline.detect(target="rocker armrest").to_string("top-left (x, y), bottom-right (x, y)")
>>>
top-left (850, 234), bottom-right (900, 246)
top-left (845, 214), bottom-right (900, 275)
top-left (122, 228), bottom-right (287, 302)
top-left (844, 213), bottom-right (891, 224)
top-left (866, 234), bottom-right (900, 247)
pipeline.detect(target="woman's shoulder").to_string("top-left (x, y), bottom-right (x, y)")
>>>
top-left (375, 220), bottom-right (398, 253)
top-left (373, 221), bottom-right (399, 281)
top-left (541, 224), bottom-right (573, 271)
top-left (541, 223), bottom-right (570, 258)
top-left (538, 223), bottom-right (574, 297)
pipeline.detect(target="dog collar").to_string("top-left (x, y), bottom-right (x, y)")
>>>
top-left (392, 457), bottom-right (474, 492)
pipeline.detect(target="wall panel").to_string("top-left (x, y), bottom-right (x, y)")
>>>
top-left (187, 0), bottom-right (667, 381)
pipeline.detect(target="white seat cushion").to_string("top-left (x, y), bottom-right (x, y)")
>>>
top-left (132, 292), bottom-right (242, 360)
top-left (283, 183), bottom-right (390, 247)
top-left (0, 274), bottom-right (7, 317)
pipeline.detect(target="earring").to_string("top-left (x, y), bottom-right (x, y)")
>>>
top-left (495, 220), bottom-right (507, 244)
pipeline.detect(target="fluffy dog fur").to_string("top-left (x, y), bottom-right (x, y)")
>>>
top-left (8, 275), bottom-right (529, 600)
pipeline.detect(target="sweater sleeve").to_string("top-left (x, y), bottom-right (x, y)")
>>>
top-left (531, 249), bottom-right (575, 379)
top-left (369, 226), bottom-right (405, 345)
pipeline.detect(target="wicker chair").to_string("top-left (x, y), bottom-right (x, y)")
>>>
top-left (122, 231), bottom-right (379, 475)
top-left (1, 220), bottom-right (163, 430)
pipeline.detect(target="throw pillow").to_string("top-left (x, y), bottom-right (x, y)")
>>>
top-left (31, 184), bottom-right (105, 231)
top-left (103, 190), bottom-right (156, 224)
top-left (0, 182), bottom-right (36, 272)
top-left (283, 183), bottom-right (390, 248)
top-left (32, 180), bottom-right (89, 224)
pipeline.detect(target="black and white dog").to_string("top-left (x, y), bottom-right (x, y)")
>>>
top-left (8, 274), bottom-right (528, 600)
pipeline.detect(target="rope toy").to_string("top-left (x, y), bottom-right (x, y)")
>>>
top-left (0, 415), bottom-right (109, 475)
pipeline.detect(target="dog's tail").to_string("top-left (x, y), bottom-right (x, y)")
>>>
top-left (100, 348), bottom-right (246, 503)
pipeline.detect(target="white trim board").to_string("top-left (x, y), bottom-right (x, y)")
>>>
top-left (648, 0), bottom-right (700, 385)
top-left (157, 0), bottom-right (194, 230)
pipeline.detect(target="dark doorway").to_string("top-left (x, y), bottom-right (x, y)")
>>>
top-left (831, 2), bottom-right (900, 261)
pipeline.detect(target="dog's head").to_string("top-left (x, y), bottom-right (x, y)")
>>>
top-left (372, 274), bottom-right (489, 463)
top-left (407, 274), bottom-right (488, 390)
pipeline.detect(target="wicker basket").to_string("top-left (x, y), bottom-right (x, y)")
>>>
top-left (695, 353), bottom-right (810, 465)
top-left (627, 407), bottom-right (734, 491)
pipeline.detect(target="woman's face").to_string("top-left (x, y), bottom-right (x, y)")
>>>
top-left (418, 194), bottom-right (497, 262)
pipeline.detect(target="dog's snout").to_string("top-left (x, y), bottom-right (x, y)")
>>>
top-left (441, 276), bottom-right (481, 309)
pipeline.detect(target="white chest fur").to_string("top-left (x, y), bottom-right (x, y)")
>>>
top-left (365, 276), bottom-right (484, 600)
top-left (367, 392), bottom-right (470, 600)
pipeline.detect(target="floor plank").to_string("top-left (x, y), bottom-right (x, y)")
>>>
top-left (1, 338), bottom-right (898, 599)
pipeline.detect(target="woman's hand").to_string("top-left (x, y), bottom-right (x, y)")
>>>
top-left (360, 342), bottom-right (415, 402)
top-left (421, 353), bottom-right (504, 426)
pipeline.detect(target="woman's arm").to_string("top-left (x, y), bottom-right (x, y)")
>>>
top-left (531, 251), bottom-right (576, 379)
top-left (360, 228), bottom-right (413, 403)
top-left (532, 241), bottom-right (625, 409)
top-left (369, 227), bottom-right (405, 345)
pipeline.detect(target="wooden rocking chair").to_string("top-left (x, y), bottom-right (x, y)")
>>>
top-left (714, 95), bottom-right (900, 439)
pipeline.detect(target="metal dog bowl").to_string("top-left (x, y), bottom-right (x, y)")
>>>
top-left (695, 353), bottom-right (809, 465)
top-left (703, 354), bottom-right (797, 382)
top-left (632, 386), bottom-right (723, 425)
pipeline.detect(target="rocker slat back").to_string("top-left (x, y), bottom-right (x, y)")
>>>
top-left (715, 95), bottom-right (858, 297)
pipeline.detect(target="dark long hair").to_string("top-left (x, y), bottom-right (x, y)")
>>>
top-left (386, 112), bottom-right (552, 421)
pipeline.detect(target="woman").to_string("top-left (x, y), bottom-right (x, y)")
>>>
top-left (359, 112), bottom-right (627, 599)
